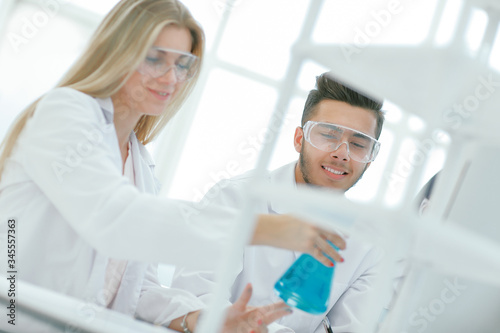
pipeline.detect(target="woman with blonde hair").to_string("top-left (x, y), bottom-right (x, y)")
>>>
top-left (0, 0), bottom-right (345, 332)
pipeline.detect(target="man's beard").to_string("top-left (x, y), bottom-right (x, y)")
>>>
top-left (298, 146), bottom-right (368, 191)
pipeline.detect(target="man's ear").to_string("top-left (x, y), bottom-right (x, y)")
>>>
top-left (294, 126), bottom-right (304, 153)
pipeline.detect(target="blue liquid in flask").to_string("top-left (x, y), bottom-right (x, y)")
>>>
top-left (274, 243), bottom-right (338, 314)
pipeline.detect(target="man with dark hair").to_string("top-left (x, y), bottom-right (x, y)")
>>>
top-left (172, 72), bottom-right (386, 332)
top-left (295, 72), bottom-right (384, 193)
top-left (301, 73), bottom-right (384, 135)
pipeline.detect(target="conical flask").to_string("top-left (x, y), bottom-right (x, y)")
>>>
top-left (274, 243), bottom-right (338, 314)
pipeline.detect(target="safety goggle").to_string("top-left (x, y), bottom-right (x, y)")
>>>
top-left (303, 121), bottom-right (381, 163)
top-left (137, 46), bottom-right (199, 82)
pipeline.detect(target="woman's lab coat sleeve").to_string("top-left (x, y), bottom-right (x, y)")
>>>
top-left (18, 88), bottom-right (235, 269)
top-left (135, 264), bottom-right (206, 327)
top-left (171, 179), bottom-right (246, 306)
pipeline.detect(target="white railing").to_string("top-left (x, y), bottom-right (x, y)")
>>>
top-left (0, 277), bottom-right (174, 333)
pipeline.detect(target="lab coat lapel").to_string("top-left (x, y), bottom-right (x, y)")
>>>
top-left (106, 136), bottom-right (157, 315)
top-left (110, 261), bottom-right (146, 315)
top-left (95, 96), bottom-right (159, 195)
top-left (82, 96), bottom-right (129, 305)
top-left (94, 96), bottom-right (122, 172)
top-left (109, 134), bottom-right (159, 316)
top-left (128, 133), bottom-right (159, 194)
top-left (94, 98), bottom-right (153, 315)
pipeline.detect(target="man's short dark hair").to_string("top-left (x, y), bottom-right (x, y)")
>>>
top-left (302, 73), bottom-right (385, 139)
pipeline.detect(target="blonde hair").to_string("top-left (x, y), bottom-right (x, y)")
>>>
top-left (0, 0), bottom-right (204, 180)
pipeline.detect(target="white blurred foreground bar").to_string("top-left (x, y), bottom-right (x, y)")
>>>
top-left (0, 276), bottom-right (174, 333)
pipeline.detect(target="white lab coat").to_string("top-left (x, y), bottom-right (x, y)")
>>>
top-left (172, 163), bottom-right (384, 333)
top-left (0, 87), bottom-right (239, 331)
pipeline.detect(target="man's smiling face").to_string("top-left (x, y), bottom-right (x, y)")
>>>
top-left (294, 99), bottom-right (378, 192)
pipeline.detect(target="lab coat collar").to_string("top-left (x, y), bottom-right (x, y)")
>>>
top-left (94, 96), bottom-right (156, 168)
top-left (128, 133), bottom-right (159, 194)
top-left (94, 96), bottom-right (158, 192)
top-left (95, 96), bottom-right (115, 124)
top-left (129, 133), bottom-right (156, 168)
top-left (268, 161), bottom-right (298, 215)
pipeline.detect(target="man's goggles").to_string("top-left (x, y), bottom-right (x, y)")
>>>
top-left (303, 121), bottom-right (381, 163)
top-left (137, 47), bottom-right (199, 82)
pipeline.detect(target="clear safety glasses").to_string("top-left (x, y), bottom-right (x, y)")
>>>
top-left (137, 47), bottom-right (199, 82)
top-left (303, 121), bottom-right (381, 163)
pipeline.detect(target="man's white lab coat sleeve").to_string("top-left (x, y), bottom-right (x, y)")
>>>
top-left (326, 247), bottom-right (385, 332)
top-left (18, 88), bottom-right (235, 269)
top-left (135, 264), bottom-right (206, 327)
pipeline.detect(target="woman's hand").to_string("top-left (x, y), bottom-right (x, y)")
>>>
top-left (252, 214), bottom-right (346, 266)
top-left (221, 283), bottom-right (292, 333)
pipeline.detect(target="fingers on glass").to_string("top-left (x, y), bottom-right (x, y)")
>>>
top-left (313, 246), bottom-right (333, 267)
top-left (262, 303), bottom-right (293, 325)
top-left (254, 302), bottom-right (292, 326)
top-left (316, 236), bottom-right (345, 264)
top-left (327, 233), bottom-right (346, 250)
